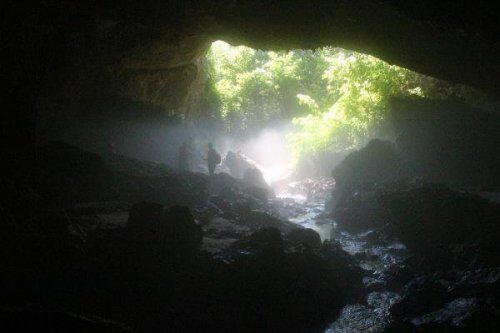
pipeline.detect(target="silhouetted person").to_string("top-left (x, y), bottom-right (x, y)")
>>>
top-left (178, 139), bottom-right (192, 171)
top-left (206, 142), bottom-right (221, 177)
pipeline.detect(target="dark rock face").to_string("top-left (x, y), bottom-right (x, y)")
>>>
top-left (334, 191), bottom-right (385, 232)
top-left (125, 202), bottom-right (202, 267)
top-left (391, 98), bottom-right (500, 189)
top-left (36, 141), bottom-right (210, 206)
top-left (332, 139), bottom-right (402, 205)
top-left (37, 141), bottom-right (105, 203)
top-left (329, 127), bottom-right (500, 331)
top-left (331, 139), bottom-right (403, 232)
top-left (287, 228), bottom-right (322, 251)
top-left (230, 227), bottom-right (284, 255)
top-left (388, 269), bottom-right (500, 332)
top-left (379, 186), bottom-right (500, 270)
top-left (332, 99), bottom-right (500, 234)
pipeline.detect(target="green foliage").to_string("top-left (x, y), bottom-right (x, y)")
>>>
top-left (207, 41), bottom-right (330, 135)
top-left (207, 41), bottom-right (474, 163)
top-left (288, 50), bottom-right (430, 161)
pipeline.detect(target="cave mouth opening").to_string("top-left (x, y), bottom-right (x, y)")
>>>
top-left (204, 39), bottom-right (473, 184)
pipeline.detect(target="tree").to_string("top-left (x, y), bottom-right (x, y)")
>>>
top-left (207, 41), bottom-right (480, 164)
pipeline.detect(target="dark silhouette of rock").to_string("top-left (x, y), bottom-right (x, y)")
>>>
top-left (334, 191), bottom-right (385, 232)
top-left (379, 186), bottom-right (500, 269)
top-left (240, 210), bottom-right (296, 233)
top-left (37, 141), bottom-right (105, 203)
top-left (389, 269), bottom-right (500, 332)
top-left (332, 139), bottom-right (402, 205)
top-left (391, 98), bottom-right (500, 189)
top-left (125, 202), bottom-right (202, 267)
top-left (230, 227), bottom-right (284, 255)
top-left (287, 228), bottom-right (322, 251)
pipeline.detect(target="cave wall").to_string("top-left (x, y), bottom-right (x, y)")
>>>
top-left (3, 0), bottom-right (499, 175)
top-left (34, 18), bottom-right (212, 153)
top-left (390, 98), bottom-right (500, 189)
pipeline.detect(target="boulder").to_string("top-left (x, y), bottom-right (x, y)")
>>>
top-left (389, 269), bottom-right (500, 332)
top-left (332, 139), bottom-right (403, 206)
top-left (240, 210), bottom-right (296, 233)
top-left (333, 191), bottom-right (384, 232)
top-left (212, 237), bottom-right (361, 332)
top-left (224, 150), bottom-right (259, 179)
top-left (378, 185), bottom-right (500, 269)
top-left (243, 167), bottom-right (274, 200)
top-left (125, 202), bottom-right (202, 266)
top-left (287, 228), bottom-right (322, 251)
top-left (37, 141), bottom-right (105, 203)
top-left (229, 227), bottom-right (284, 255)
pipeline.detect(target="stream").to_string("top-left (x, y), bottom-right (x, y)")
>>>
top-left (275, 181), bottom-right (408, 333)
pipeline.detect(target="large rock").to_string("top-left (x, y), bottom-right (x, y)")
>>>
top-left (224, 150), bottom-right (259, 179)
top-left (333, 190), bottom-right (385, 232)
top-left (389, 268), bottom-right (500, 332)
top-left (287, 228), bottom-right (322, 251)
top-left (37, 141), bottom-right (105, 203)
top-left (229, 227), bottom-right (284, 255)
top-left (125, 202), bottom-right (202, 266)
top-left (332, 139), bottom-right (403, 206)
top-left (209, 232), bottom-right (362, 332)
top-left (243, 167), bottom-right (274, 200)
top-left (391, 98), bottom-right (500, 189)
top-left (378, 185), bottom-right (500, 269)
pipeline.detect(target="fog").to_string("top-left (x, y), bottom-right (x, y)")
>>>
top-left (97, 119), bottom-right (295, 184)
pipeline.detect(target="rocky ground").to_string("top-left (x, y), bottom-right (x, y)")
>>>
top-left (328, 139), bottom-right (500, 332)
top-left (1, 141), bottom-right (362, 332)
top-left (3, 140), bottom-right (500, 332)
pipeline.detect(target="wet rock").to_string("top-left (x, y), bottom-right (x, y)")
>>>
top-left (285, 178), bottom-right (335, 202)
top-left (388, 298), bottom-right (500, 332)
top-left (334, 191), bottom-right (384, 232)
top-left (391, 273), bottom-right (451, 319)
top-left (212, 241), bottom-right (360, 332)
top-left (363, 277), bottom-right (386, 292)
top-left (389, 268), bottom-right (500, 332)
top-left (229, 227), bottom-right (284, 255)
top-left (359, 230), bottom-right (387, 245)
top-left (239, 210), bottom-right (296, 233)
top-left (287, 228), bottom-right (322, 251)
top-left (320, 239), bottom-right (364, 286)
top-left (203, 217), bottom-right (250, 239)
top-left (379, 185), bottom-right (500, 269)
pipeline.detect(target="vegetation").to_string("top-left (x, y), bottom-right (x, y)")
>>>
top-left (207, 41), bottom-right (480, 163)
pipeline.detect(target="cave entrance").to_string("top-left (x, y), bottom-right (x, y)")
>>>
top-left (204, 40), bottom-right (468, 184)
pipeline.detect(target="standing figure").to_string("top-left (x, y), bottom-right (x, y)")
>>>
top-left (178, 140), bottom-right (192, 171)
top-left (206, 142), bottom-right (221, 177)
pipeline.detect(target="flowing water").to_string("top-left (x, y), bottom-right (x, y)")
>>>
top-left (276, 182), bottom-right (408, 333)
